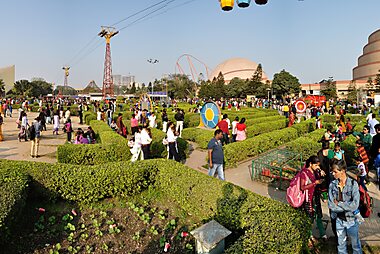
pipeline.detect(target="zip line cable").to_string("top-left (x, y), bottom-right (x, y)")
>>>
top-left (118, 0), bottom-right (177, 31)
top-left (129, 0), bottom-right (198, 26)
top-left (61, 0), bottom-right (173, 70)
top-left (56, 0), bottom-right (195, 84)
top-left (111, 0), bottom-right (170, 27)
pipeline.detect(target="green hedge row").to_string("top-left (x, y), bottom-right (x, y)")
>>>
top-left (245, 115), bottom-right (284, 126)
top-left (320, 114), bottom-right (365, 124)
top-left (0, 168), bottom-right (29, 245)
top-left (246, 119), bottom-right (287, 138)
top-left (224, 120), bottom-right (316, 168)
top-left (57, 120), bottom-right (132, 165)
top-left (285, 129), bottom-right (326, 160)
top-left (57, 119), bottom-right (189, 165)
top-left (0, 159), bottom-right (310, 253)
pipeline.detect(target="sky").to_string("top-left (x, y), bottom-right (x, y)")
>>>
top-left (1, 0), bottom-right (380, 89)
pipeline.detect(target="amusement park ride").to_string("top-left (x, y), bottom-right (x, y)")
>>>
top-left (219, 0), bottom-right (268, 11)
top-left (59, 66), bottom-right (70, 98)
top-left (98, 26), bottom-right (119, 98)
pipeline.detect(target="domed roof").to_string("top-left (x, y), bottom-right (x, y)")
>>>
top-left (209, 57), bottom-right (268, 83)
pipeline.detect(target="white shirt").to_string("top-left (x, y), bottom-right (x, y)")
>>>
top-left (22, 116), bottom-right (28, 127)
top-left (149, 115), bottom-right (156, 128)
top-left (134, 132), bottom-right (142, 148)
top-left (225, 118), bottom-right (231, 129)
top-left (167, 128), bottom-right (177, 142)
top-left (97, 111), bottom-right (102, 121)
top-left (232, 121), bottom-right (238, 135)
top-left (368, 118), bottom-right (379, 135)
top-left (140, 129), bottom-right (152, 145)
top-left (358, 162), bottom-right (367, 177)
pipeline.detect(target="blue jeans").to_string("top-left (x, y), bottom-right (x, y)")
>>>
top-left (208, 163), bottom-right (225, 181)
top-left (336, 218), bottom-right (362, 254)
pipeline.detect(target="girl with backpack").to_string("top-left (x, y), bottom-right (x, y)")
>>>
top-left (328, 160), bottom-right (363, 254)
top-left (299, 156), bottom-right (326, 240)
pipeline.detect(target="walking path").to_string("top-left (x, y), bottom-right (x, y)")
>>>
top-left (185, 141), bottom-right (380, 246)
top-left (0, 112), bottom-right (87, 163)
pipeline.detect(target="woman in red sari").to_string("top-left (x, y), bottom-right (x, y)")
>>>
top-left (288, 111), bottom-right (295, 127)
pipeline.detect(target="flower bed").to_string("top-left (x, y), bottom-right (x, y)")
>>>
top-left (0, 159), bottom-right (311, 253)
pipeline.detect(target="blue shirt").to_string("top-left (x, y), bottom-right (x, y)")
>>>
top-left (328, 178), bottom-right (360, 222)
top-left (207, 138), bottom-right (224, 164)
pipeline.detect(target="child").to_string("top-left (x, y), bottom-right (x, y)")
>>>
top-left (110, 120), bottom-right (118, 131)
top-left (333, 142), bottom-right (345, 162)
top-left (356, 156), bottom-right (368, 192)
top-left (356, 139), bottom-right (369, 175)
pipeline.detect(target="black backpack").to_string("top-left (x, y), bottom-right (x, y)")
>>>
top-left (28, 124), bottom-right (36, 140)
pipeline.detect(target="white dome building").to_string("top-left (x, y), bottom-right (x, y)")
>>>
top-left (209, 58), bottom-right (268, 83)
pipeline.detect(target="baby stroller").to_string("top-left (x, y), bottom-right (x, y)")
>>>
top-left (18, 126), bottom-right (28, 141)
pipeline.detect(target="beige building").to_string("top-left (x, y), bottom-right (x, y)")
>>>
top-left (0, 65), bottom-right (15, 92)
top-left (301, 80), bottom-right (367, 99)
top-left (353, 29), bottom-right (380, 81)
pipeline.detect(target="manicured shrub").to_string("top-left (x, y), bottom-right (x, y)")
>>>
top-left (0, 158), bottom-right (310, 253)
top-left (224, 120), bottom-right (315, 168)
top-left (246, 119), bottom-right (287, 138)
top-left (154, 159), bottom-right (311, 254)
top-left (0, 168), bottom-right (29, 244)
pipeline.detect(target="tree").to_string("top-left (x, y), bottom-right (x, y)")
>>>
top-left (271, 69), bottom-right (301, 97)
top-left (225, 77), bottom-right (246, 98)
top-left (166, 74), bottom-right (197, 99)
top-left (212, 72), bottom-right (226, 100)
top-left (0, 79), bottom-right (5, 97)
top-left (13, 79), bottom-right (31, 97)
top-left (366, 77), bottom-right (374, 94)
top-left (320, 77), bottom-right (337, 100)
top-left (374, 69), bottom-right (380, 92)
top-left (244, 64), bottom-right (266, 97)
top-left (54, 85), bottom-right (77, 96)
top-left (346, 81), bottom-right (358, 104)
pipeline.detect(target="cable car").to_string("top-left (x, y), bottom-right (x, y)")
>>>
top-left (255, 0), bottom-right (268, 4)
top-left (237, 0), bottom-right (251, 8)
top-left (220, 0), bottom-right (234, 11)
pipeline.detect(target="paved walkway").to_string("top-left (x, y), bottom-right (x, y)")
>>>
top-left (0, 112), bottom-right (87, 163)
top-left (185, 141), bottom-right (380, 246)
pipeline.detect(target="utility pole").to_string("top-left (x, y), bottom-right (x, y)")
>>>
top-left (99, 26), bottom-right (118, 98)
top-left (147, 59), bottom-right (159, 95)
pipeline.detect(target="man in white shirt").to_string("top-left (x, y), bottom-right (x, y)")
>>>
top-left (368, 113), bottom-right (379, 136)
top-left (140, 127), bottom-right (152, 160)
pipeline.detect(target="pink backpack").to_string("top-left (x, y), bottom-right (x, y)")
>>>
top-left (286, 170), bottom-right (307, 208)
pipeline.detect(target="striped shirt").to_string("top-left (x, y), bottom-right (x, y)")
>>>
top-left (357, 146), bottom-right (369, 164)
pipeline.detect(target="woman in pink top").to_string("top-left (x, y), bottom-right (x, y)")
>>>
top-left (300, 156), bottom-right (323, 219)
top-left (130, 113), bottom-right (139, 136)
top-left (235, 117), bottom-right (247, 141)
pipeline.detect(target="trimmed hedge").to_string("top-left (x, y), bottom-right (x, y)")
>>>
top-left (224, 120), bottom-right (316, 167)
top-left (58, 119), bottom-right (189, 165)
top-left (246, 119), bottom-right (287, 138)
top-left (285, 129), bottom-right (326, 159)
top-left (0, 159), bottom-right (310, 253)
top-left (0, 168), bottom-right (29, 244)
top-left (57, 120), bottom-right (132, 165)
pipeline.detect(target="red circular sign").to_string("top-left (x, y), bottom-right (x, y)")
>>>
top-left (295, 100), bottom-right (306, 113)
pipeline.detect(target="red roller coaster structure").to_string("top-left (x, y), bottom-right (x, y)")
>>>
top-left (175, 54), bottom-right (212, 82)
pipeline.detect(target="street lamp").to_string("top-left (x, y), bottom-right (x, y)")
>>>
top-left (147, 59), bottom-right (159, 94)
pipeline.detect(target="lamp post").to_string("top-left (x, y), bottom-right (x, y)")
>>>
top-left (147, 59), bottom-right (159, 95)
